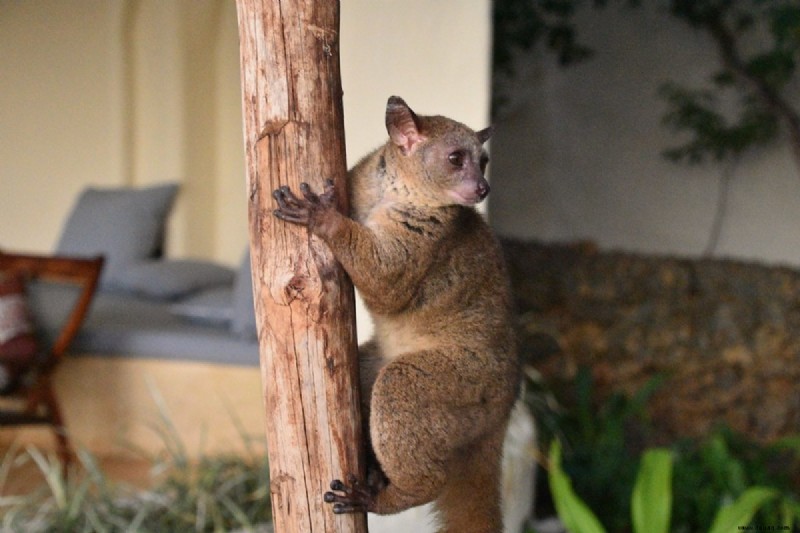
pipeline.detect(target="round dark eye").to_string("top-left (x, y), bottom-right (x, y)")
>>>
top-left (448, 151), bottom-right (464, 167)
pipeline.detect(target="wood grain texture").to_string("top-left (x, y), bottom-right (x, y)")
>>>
top-left (235, 1), bottom-right (366, 532)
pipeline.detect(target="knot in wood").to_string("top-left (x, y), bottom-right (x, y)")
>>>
top-left (285, 274), bottom-right (307, 301)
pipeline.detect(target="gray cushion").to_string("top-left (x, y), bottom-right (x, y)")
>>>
top-left (114, 260), bottom-right (235, 300)
top-left (56, 183), bottom-right (178, 288)
top-left (76, 290), bottom-right (257, 366)
top-left (231, 249), bottom-right (257, 339)
top-left (170, 286), bottom-right (233, 325)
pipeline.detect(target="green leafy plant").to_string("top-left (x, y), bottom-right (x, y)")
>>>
top-left (671, 427), bottom-right (800, 533)
top-left (630, 448), bottom-right (672, 533)
top-left (548, 441), bottom-right (608, 533)
top-left (527, 369), bottom-right (800, 532)
top-left (548, 440), bottom-right (799, 533)
top-left (529, 367), bottom-right (662, 531)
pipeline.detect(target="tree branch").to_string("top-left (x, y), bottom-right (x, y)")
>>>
top-left (707, 14), bottom-right (800, 169)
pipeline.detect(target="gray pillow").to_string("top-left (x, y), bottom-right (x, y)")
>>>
top-left (170, 286), bottom-right (233, 325)
top-left (231, 249), bottom-right (257, 339)
top-left (114, 260), bottom-right (235, 300)
top-left (56, 183), bottom-right (178, 288)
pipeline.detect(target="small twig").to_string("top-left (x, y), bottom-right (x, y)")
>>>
top-left (704, 156), bottom-right (738, 257)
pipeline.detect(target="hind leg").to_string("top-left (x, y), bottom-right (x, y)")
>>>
top-left (434, 424), bottom-right (507, 533)
top-left (327, 348), bottom-right (508, 515)
top-left (328, 352), bottom-right (449, 513)
top-left (358, 341), bottom-right (389, 489)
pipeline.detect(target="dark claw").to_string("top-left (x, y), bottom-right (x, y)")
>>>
top-left (273, 187), bottom-right (296, 205)
top-left (273, 185), bottom-right (313, 204)
top-left (323, 475), bottom-right (373, 514)
top-left (332, 502), bottom-right (364, 514)
top-left (272, 182), bottom-right (339, 227)
top-left (273, 210), bottom-right (306, 224)
top-left (319, 180), bottom-right (337, 205)
top-left (299, 182), bottom-right (320, 203)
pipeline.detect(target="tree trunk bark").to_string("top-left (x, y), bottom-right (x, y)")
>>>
top-left (235, 2), bottom-right (367, 532)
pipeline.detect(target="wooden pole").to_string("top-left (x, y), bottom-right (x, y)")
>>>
top-left (235, 2), bottom-right (367, 532)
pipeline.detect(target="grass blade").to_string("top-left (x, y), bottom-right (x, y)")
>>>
top-left (548, 440), bottom-right (607, 533)
top-left (708, 487), bottom-right (778, 533)
top-left (631, 448), bottom-right (673, 533)
top-left (26, 447), bottom-right (67, 510)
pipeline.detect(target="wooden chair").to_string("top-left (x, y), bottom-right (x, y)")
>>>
top-left (0, 251), bottom-right (103, 465)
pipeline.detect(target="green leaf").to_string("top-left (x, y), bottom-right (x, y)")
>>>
top-left (772, 434), bottom-right (800, 453)
top-left (708, 487), bottom-right (779, 533)
top-left (745, 50), bottom-right (796, 89)
top-left (549, 441), bottom-right (607, 533)
top-left (779, 498), bottom-right (800, 529)
top-left (769, 5), bottom-right (800, 46)
top-left (631, 449), bottom-right (673, 533)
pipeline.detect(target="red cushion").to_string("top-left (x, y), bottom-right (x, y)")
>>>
top-left (0, 274), bottom-right (38, 391)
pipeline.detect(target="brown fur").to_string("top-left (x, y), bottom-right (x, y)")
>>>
top-left (273, 96), bottom-right (519, 533)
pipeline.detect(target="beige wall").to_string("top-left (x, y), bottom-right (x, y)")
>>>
top-left (341, 0), bottom-right (492, 163)
top-left (1, 0), bottom-right (126, 254)
top-left (1, 0), bottom-right (491, 266)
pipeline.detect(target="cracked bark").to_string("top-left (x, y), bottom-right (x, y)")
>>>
top-left (235, 2), bottom-right (367, 532)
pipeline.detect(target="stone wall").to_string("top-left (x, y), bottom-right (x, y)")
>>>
top-left (502, 239), bottom-right (800, 444)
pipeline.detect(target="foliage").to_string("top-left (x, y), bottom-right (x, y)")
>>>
top-left (547, 439), bottom-right (799, 533)
top-left (493, 0), bottom-right (596, 77)
top-left (0, 447), bottom-right (122, 533)
top-left (491, 0), bottom-right (639, 113)
top-left (0, 445), bottom-right (271, 533)
top-left (659, 82), bottom-right (779, 164)
top-left (670, 428), bottom-right (800, 533)
top-left (492, 0), bottom-right (800, 167)
top-left (525, 368), bottom-right (800, 532)
top-left (630, 448), bottom-right (672, 533)
top-left (0, 395), bottom-right (271, 532)
top-left (659, 0), bottom-right (800, 165)
top-left (529, 367), bottom-right (662, 532)
top-left (548, 440), bottom-right (609, 533)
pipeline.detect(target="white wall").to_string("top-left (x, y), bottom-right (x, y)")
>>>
top-left (490, 5), bottom-right (800, 266)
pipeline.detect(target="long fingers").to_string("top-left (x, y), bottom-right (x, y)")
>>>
top-left (273, 186), bottom-right (310, 223)
top-left (323, 474), bottom-right (372, 514)
top-left (299, 182), bottom-right (320, 204)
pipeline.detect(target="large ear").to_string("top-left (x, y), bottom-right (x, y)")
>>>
top-left (386, 96), bottom-right (424, 154)
top-left (476, 125), bottom-right (494, 144)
